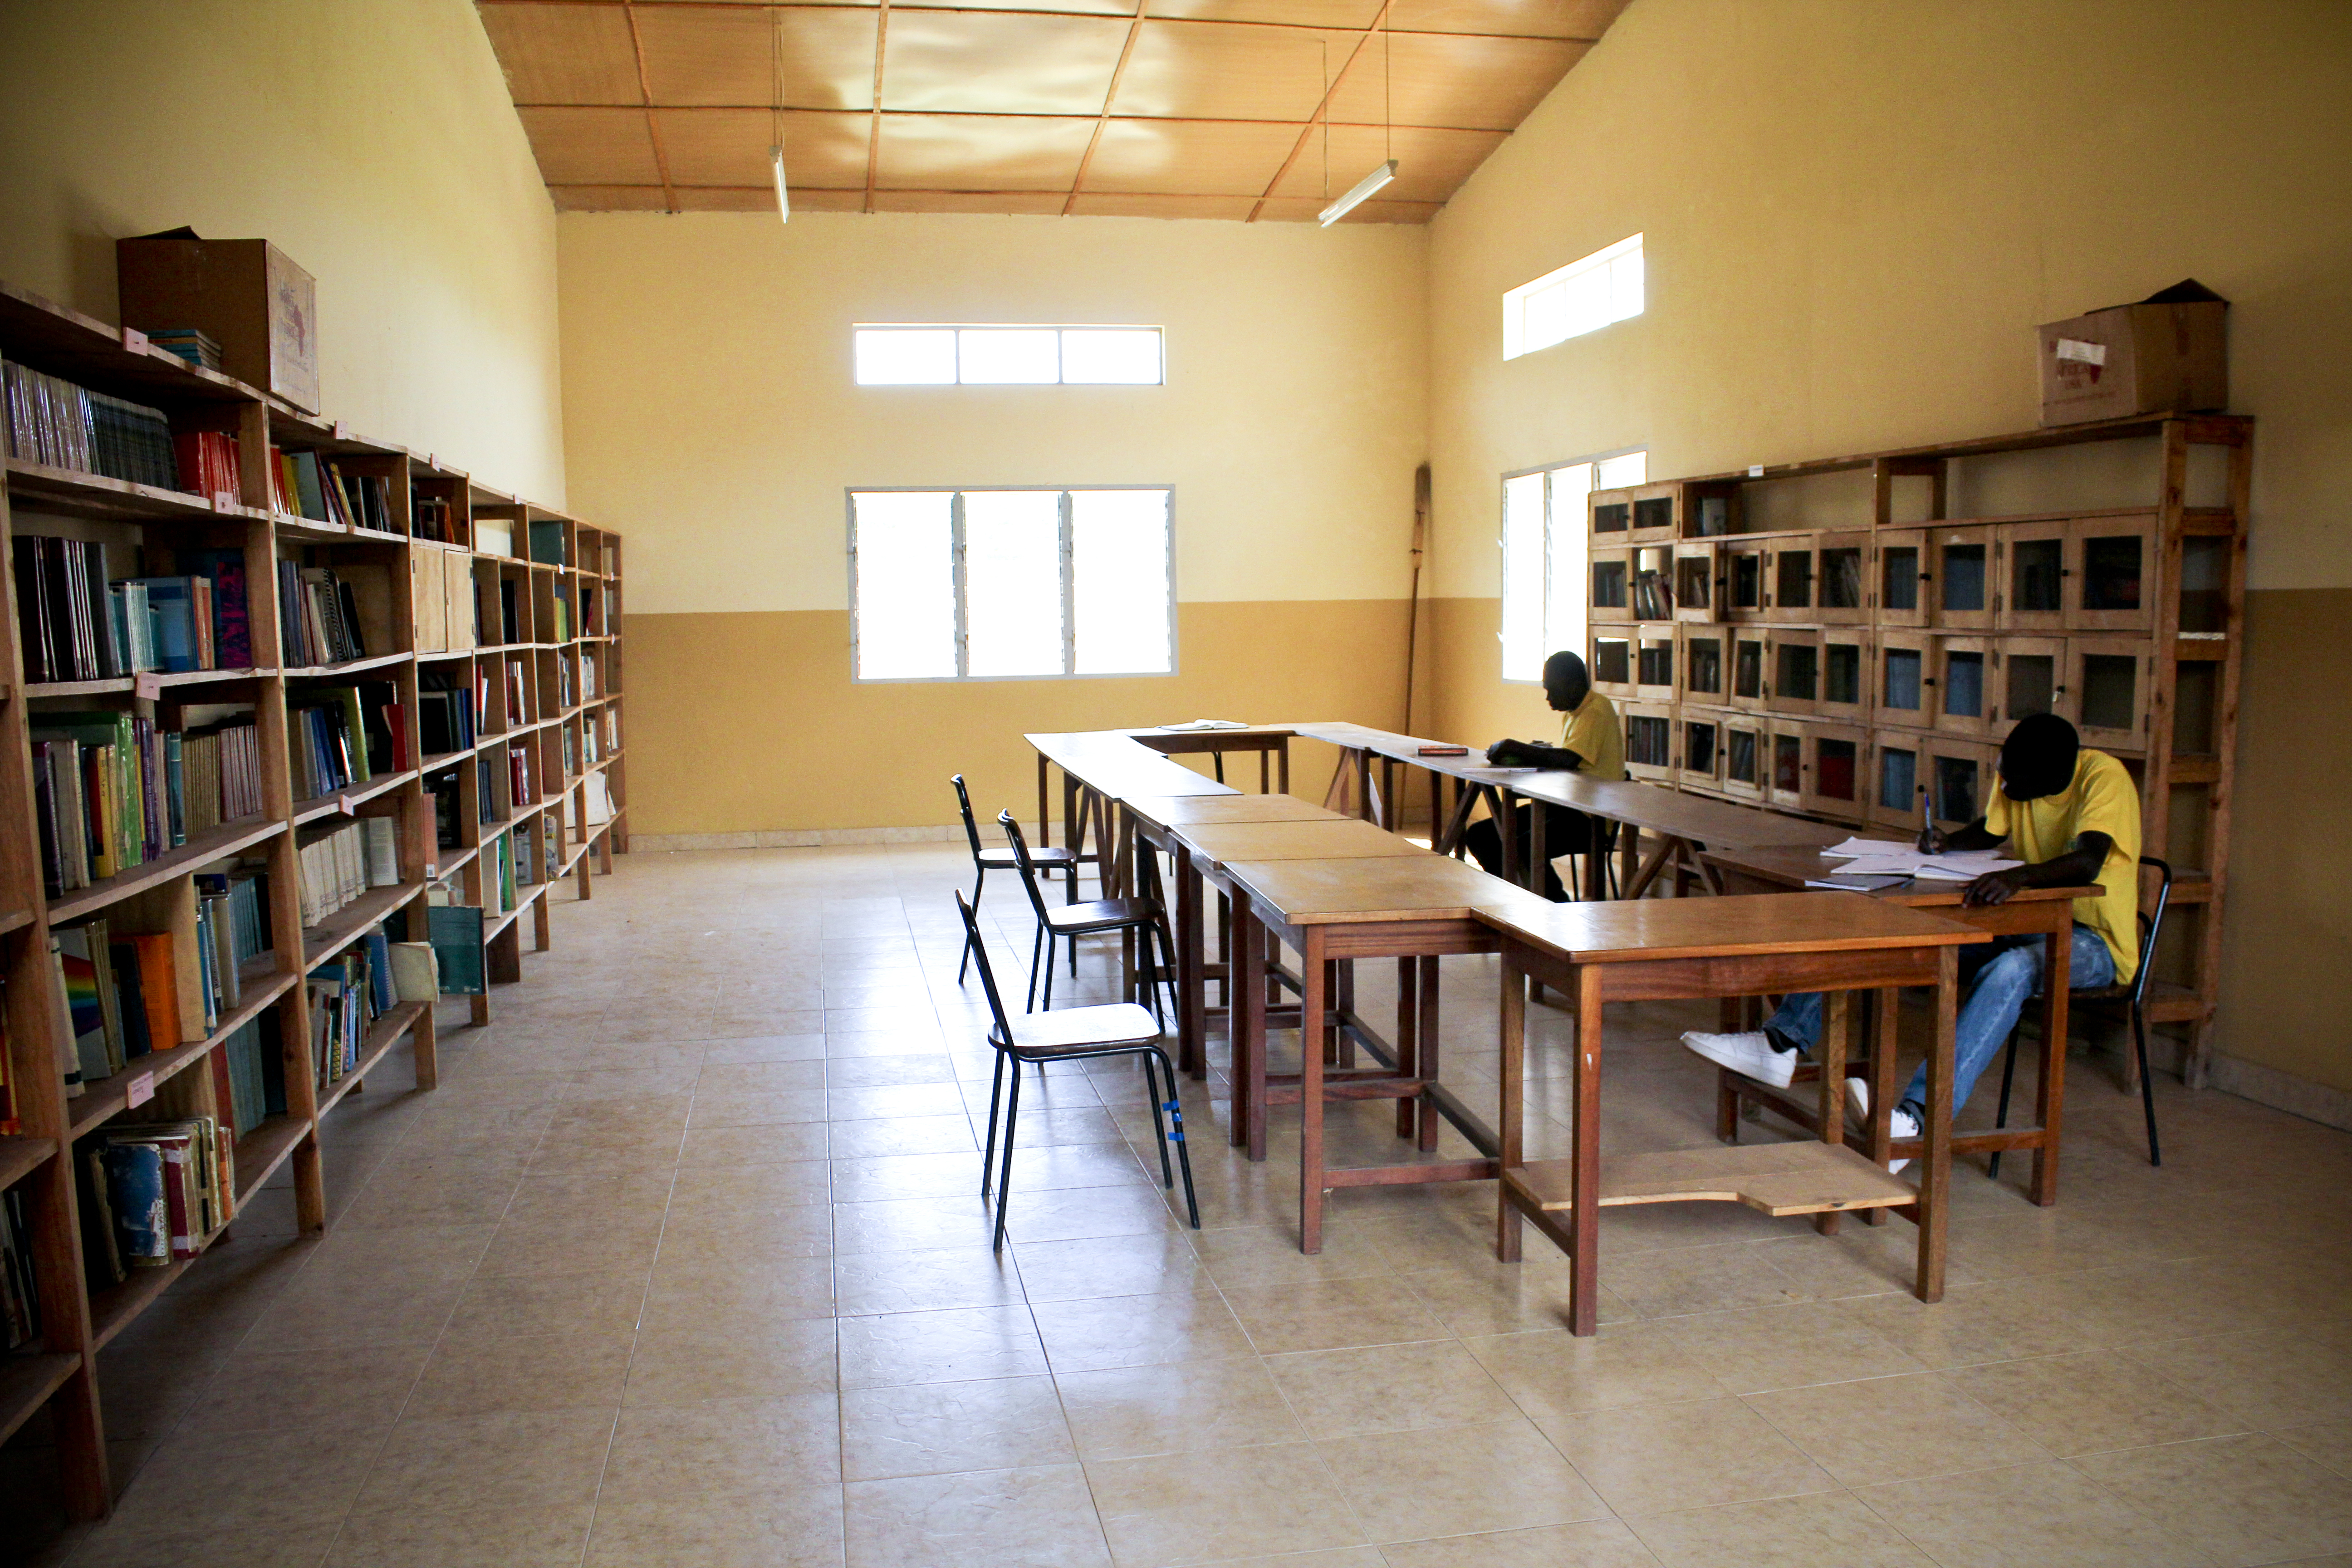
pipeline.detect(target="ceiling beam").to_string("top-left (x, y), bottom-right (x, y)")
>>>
top-left (620, 1), bottom-right (677, 212)
top-left (1246, 0), bottom-right (1392, 223)
top-left (863, 0), bottom-right (892, 213)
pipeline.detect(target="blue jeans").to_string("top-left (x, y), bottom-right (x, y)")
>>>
top-left (1765, 924), bottom-right (2116, 1120)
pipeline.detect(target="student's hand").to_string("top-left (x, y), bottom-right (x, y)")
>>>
top-left (1485, 739), bottom-right (1527, 766)
top-left (1916, 824), bottom-right (1947, 855)
top-left (1963, 868), bottom-right (2024, 907)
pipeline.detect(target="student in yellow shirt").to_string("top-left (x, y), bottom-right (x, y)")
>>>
top-left (1464, 650), bottom-right (1626, 900)
top-left (1680, 714), bottom-right (2139, 1170)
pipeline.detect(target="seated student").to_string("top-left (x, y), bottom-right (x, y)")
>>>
top-left (1463, 649), bottom-right (1625, 900)
top-left (1677, 713), bottom-right (2140, 1171)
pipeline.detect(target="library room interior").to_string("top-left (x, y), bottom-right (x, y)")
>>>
top-left (0, 0), bottom-right (2348, 1563)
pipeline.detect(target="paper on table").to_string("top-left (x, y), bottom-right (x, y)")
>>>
top-left (1159, 719), bottom-right (1250, 731)
top-left (1825, 850), bottom-right (2023, 881)
top-left (1806, 874), bottom-right (1916, 891)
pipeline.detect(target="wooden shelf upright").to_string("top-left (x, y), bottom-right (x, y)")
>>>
top-left (0, 277), bottom-right (626, 1517)
top-left (1599, 411), bottom-right (2250, 1086)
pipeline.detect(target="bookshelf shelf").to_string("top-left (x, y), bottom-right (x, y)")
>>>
top-left (0, 273), bottom-right (625, 1518)
top-left (45, 815), bottom-right (285, 923)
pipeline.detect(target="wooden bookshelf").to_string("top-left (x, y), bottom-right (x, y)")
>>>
top-left (1592, 411), bottom-right (2249, 1088)
top-left (0, 278), bottom-right (626, 1517)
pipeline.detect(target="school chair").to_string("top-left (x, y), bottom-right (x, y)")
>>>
top-left (951, 774), bottom-right (1078, 984)
top-left (998, 810), bottom-right (1178, 1020)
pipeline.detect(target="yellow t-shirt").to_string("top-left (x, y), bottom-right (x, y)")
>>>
top-left (1983, 748), bottom-right (2141, 983)
top-left (1558, 691), bottom-right (1627, 782)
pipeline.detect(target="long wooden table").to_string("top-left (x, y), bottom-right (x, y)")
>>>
top-left (1215, 853), bottom-right (1557, 1252)
top-left (1487, 893), bottom-right (1987, 1333)
top-left (1700, 843), bottom-right (2098, 1206)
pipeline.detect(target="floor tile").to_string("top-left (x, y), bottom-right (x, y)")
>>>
top-left (600, 1393), bottom-right (843, 1502)
top-left (1462, 1324), bottom-right (1730, 1420)
top-left (583, 1488), bottom-right (845, 1568)
top-left (1264, 1338), bottom-right (1521, 1438)
top-left (2070, 1432), bottom-right (2352, 1567)
top-left (324, 1504), bottom-right (595, 1568)
top-left (1315, 1415), bottom-right (1607, 1542)
top-left (624, 1318), bottom-right (838, 1406)
top-left (1625, 1489), bottom-right (1935, 1567)
top-left (837, 1304), bottom-right (1049, 1387)
top-left (841, 1373), bottom-right (1077, 1480)
top-left (844, 1464), bottom-right (1112, 1568)
top-left (350, 1409), bottom-right (615, 1517)
top-left (1377, 1519), bottom-right (1661, 1568)
top-left (1854, 1459), bottom-right (2215, 1568)
top-left (1085, 1442), bottom-right (1364, 1567)
top-left (1056, 1357), bottom-right (1305, 1459)
top-left (1947, 1348), bottom-right (2250, 1456)
top-left (1539, 1396), bottom-right (1837, 1516)
top-left (1219, 1276), bottom-right (1450, 1356)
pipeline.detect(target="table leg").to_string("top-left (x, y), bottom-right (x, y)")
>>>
top-left (1916, 945), bottom-right (1955, 1303)
top-left (1438, 782), bottom-right (1477, 858)
top-left (1355, 750), bottom-right (1373, 822)
top-left (1815, 990), bottom-right (1851, 1237)
top-left (1235, 899), bottom-right (1265, 1156)
top-left (1417, 955), bottom-right (1441, 1152)
top-left (1278, 740), bottom-right (1289, 795)
top-left (1621, 832), bottom-right (1683, 900)
top-left (1331, 959), bottom-right (1353, 1067)
top-left (1499, 789), bottom-right (1521, 885)
top-left (2031, 912), bottom-right (2070, 1206)
top-left (1495, 954), bottom-right (1526, 1263)
top-left (1176, 847), bottom-right (1205, 1079)
top-left (1864, 987), bottom-right (1896, 1228)
top-left (1529, 801), bottom-right (1548, 897)
top-left (1038, 753), bottom-right (1052, 848)
top-left (1569, 963), bottom-right (1605, 1336)
top-left (1299, 925), bottom-right (1328, 1253)
top-left (1394, 957), bottom-right (1419, 1139)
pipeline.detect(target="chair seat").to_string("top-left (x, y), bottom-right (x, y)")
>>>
top-left (1043, 897), bottom-right (1162, 935)
top-left (1001, 1002), bottom-right (1163, 1056)
top-left (2071, 984), bottom-right (2132, 1004)
top-left (978, 845), bottom-right (1078, 870)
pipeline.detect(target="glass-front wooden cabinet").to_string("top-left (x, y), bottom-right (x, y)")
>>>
top-left (1998, 635), bottom-right (2068, 726)
top-left (1926, 739), bottom-right (1997, 828)
top-left (1673, 539), bottom-right (1721, 623)
top-left (2071, 636), bottom-right (2150, 750)
top-left (1869, 734), bottom-right (1927, 832)
top-left (1632, 545), bottom-right (1675, 621)
top-left (1624, 701), bottom-right (1676, 781)
top-left (1680, 625), bottom-right (1727, 705)
top-left (1721, 716), bottom-right (1766, 803)
top-left (1766, 628), bottom-right (1821, 717)
top-left (1997, 516), bottom-right (2069, 634)
top-left (2073, 514), bottom-right (2159, 633)
top-left (1820, 628), bottom-right (1871, 724)
top-left (1635, 625), bottom-right (1677, 701)
top-left (1627, 482), bottom-right (1679, 543)
top-left (1766, 536), bottom-right (1815, 624)
top-left (1932, 634), bottom-right (1997, 738)
top-left (1589, 626), bottom-right (1637, 699)
top-left (1589, 545), bottom-right (1634, 623)
top-left (1815, 530), bottom-right (1870, 627)
top-left (1876, 527), bottom-right (1931, 628)
top-left (1876, 628), bottom-right (1931, 728)
top-left (1678, 714), bottom-right (1723, 791)
top-left (1930, 524), bottom-right (1995, 631)
top-left (1729, 630), bottom-right (1769, 713)
top-left (1767, 723), bottom-right (1807, 810)
top-left (1803, 722), bottom-right (1870, 823)
top-left (1723, 539), bottom-right (1769, 622)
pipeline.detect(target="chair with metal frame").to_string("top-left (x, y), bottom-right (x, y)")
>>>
top-left (1993, 855), bottom-right (2171, 1173)
top-left (952, 774), bottom-right (1079, 984)
top-left (999, 810), bottom-right (1179, 1019)
top-left (958, 891), bottom-right (1199, 1251)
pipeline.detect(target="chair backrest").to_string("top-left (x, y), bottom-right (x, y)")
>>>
top-left (996, 811), bottom-right (1058, 921)
top-left (2129, 856), bottom-right (2172, 1005)
top-left (954, 891), bottom-right (1016, 1050)
top-left (951, 775), bottom-right (987, 862)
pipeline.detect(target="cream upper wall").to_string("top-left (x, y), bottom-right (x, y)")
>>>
top-left (0, 0), bottom-right (566, 507)
top-left (1425, 0), bottom-right (2352, 601)
top-left (557, 211), bottom-right (1427, 615)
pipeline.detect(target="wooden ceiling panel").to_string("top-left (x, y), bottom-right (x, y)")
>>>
top-left (880, 12), bottom-right (1132, 115)
top-left (1144, 0), bottom-right (1381, 28)
top-left (871, 191), bottom-right (1073, 214)
top-left (636, 5), bottom-right (880, 110)
top-left (477, 4), bottom-right (644, 105)
top-left (877, 114), bottom-right (1101, 190)
top-left (550, 185), bottom-right (675, 212)
top-left (1387, 0), bottom-right (1623, 37)
top-left (1326, 30), bottom-right (1583, 130)
top-left (1067, 192), bottom-right (1259, 219)
top-left (1112, 20), bottom-right (1354, 122)
top-left (517, 106), bottom-right (663, 184)
top-left (1269, 123), bottom-right (1506, 202)
top-left (655, 107), bottom-right (873, 188)
top-left (920, 0), bottom-right (1135, 17)
top-left (1081, 118), bottom-right (1301, 195)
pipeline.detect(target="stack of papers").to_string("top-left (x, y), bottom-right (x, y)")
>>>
top-left (1812, 837), bottom-right (2022, 884)
top-left (1158, 719), bottom-right (1250, 732)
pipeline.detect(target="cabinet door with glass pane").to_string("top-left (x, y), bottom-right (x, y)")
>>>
top-left (1765, 536), bottom-right (1815, 625)
top-left (1729, 629), bottom-right (1769, 713)
top-left (1996, 636), bottom-right (2071, 728)
top-left (1803, 723), bottom-right (1870, 824)
top-left (1875, 629), bottom-right (1932, 730)
top-left (1589, 545), bottom-right (1635, 623)
top-left (1875, 527), bottom-right (1931, 628)
top-left (1680, 625), bottom-right (1728, 706)
top-left (1626, 482), bottom-right (1679, 543)
top-left (1588, 488), bottom-right (1633, 543)
top-left (1672, 539), bottom-right (1721, 623)
top-left (1634, 625), bottom-right (1677, 701)
top-left (2070, 513), bottom-right (2158, 633)
top-left (1869, 734), bottom-right (1928, 833)
top-left (1589, 626), bottom-right (1637, 699)
top-left (1996, 516), bottom-right (2069, 633)
top-left (1722, 539), bottom-right (1769, 623)
top-left (1721, 716), bottom-right (1766, 803)
top-left (1765, 628), bottom-right (1821, 717)
top-left (1765, 722), bottom-right (1808, 810)
top-left (1931, 635), bottom-right (1997, 738)
top-left (1624, 701), bottom-right (1677, 781)
top-left (1819, 627), bottom-right (1871, 725)
top-left (2069, 637), bottom-right (2151, 750)
top-left (1814, 530), bottom-right (1871, 627)
top-left (1929, 524), bottom-right (1995, 631)
top-left (1631, 546), bottom-right (1675, 621)
top-left (1678, 712), bottom-right (1725, 793)
top-left (1924, 740), bottom-right (1998, 830)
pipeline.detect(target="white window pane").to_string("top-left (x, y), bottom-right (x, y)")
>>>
top-left (1521, 280), bottom-right (1569, 354)
top-left (958, 329), bottom-right (1061, 384)
top-left (963, 491), bottom-right (1066, 677)
top-left (856, 329), bottom-right (956, 385)
top-left (1499, 234), bottom-right (1645, 360)
top-left (1071, 490), bottom-right (1171, 675)
top-left (1609, 248), bottom-right (1645, 323)
top-left (1546, 463), bottom-right (1593, 661)
top-left (1499, 472), bottom-right (1546, 681)
top-left (1060, 329), bottom-right (1162, 384)
top-left (852, 491), bottom-right (956, 678)
top-left (1561, 265), bottom-right (1612, 339)
top-left (1594, 451), bottom-right (1647, 488)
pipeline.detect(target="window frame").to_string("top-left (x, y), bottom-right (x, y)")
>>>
top-left (852, 324), bottom-right (1166, 387)
top-left (845, 484), bottom-right (1179, 683)
top-left (1499, 447), bottom-right (1647, 685)
top-left (1501, 234), bottom-right (1645, 361)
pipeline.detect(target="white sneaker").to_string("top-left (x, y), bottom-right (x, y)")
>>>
top-left (1842, 1079), bottom-right (1918, 1174)
top-left (1678, 1030), bottom-right (1797, 1088)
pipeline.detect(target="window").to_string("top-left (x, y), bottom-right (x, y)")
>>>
top-left (1499, 450), bottom-right (1646, 681)
top-left (1502, 235), bottom-right (1644, 360)
top-left (848, 487), bottom-right (1174, 681)
top-left (854, 326), bottom-right (1163, 386)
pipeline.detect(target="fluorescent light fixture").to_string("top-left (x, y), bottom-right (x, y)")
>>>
top-left (770, 145), bottom-right (789, 224)
top-left (1319, 159), bottom-right (1396, 227)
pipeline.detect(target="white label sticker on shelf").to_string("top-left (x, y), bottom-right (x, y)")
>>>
top-left (2055, 338), bottom-right (2107, 365)
top-left (134, 672), bottom-right (162, 701)
top-left (1748, 465), bottom-right (1764, 478)
top-left (127, 1072), bottom-right (154, 1108)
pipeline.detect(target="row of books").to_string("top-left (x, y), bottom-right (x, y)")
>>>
top-left (265, 446), bottom-right (395, 534)
top-left (54, 873), bottom-right (266, 1091)
top-left (2, 361), bottom-right (177, 490)
top-left (296, 818), bottom-right (400, 928)
top-left (417, 668), bottom-right (479, 755)
top-left (78, 1115), bottom-right (235, 1282)
top-left (289, 682), bottom-right (403, 801)
top-left (218, 1012), bottom-right (284, 1138)
top-left (0, 1189), bottom-right (39, 1350)
top-left (147, 328), bottom-right (221, 372)
top-left (413, 495), bottom-right (456, 544)
top-left (275, 560), bottom-right (378, 667)
top-left (13, 534), bottom-right (255, 682)
top-left (311, 929), bottom-right (433, 1090)
top-left (31, 707), bottom-right (261, 894)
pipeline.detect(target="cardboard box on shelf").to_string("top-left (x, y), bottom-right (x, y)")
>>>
top-left (117, 229), bottom-right (319, 412)
top-left (2037, 279), bottom-right (2226, 427)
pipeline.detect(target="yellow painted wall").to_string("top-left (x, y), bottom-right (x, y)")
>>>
top-left (559, 211), bottom-right (1429, 833)
top-left (0, 0), bottom-right (566, 505)
top-left (1421, 0), bottom-right (2352, 1090)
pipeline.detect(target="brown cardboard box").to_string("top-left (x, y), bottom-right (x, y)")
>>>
top-left (117, 229), bottom-right (319, 411)
top-left (2037, 279), bottom-right (2227, 427)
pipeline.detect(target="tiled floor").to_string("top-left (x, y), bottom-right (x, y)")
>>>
top-left (11, 842), bottom-right (2352, 1568)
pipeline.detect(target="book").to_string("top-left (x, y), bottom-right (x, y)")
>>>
top-left (426, 904), bottom-right (485, 995)
top-left (389, 941), bottom-right (438, 1003)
